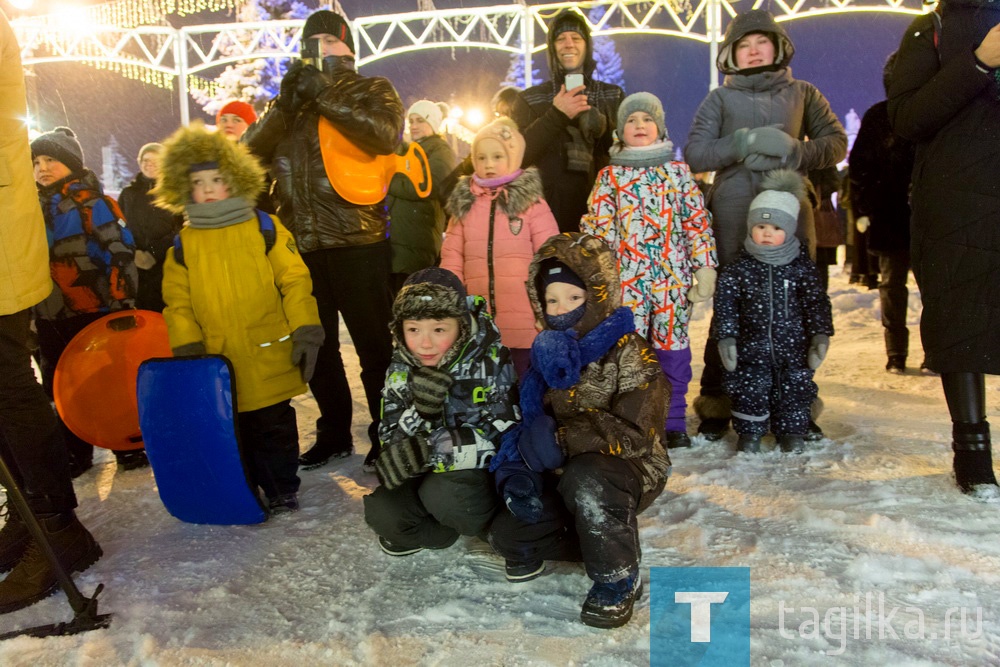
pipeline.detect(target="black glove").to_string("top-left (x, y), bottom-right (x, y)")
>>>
top-left (276, 61), bottom-right (305, 112)
top-left (503, 473), bottom-right (543, 524)
top-left (375, 436), bottom-right (430, 490)
top-left (291, 325), bottom-right (325, 382)
top-left (172, 341), bottom-right (206, 357)
top-left (409, 366), bottom-right (454, 418)
top-left (295, 64), bottom-right (331, 102)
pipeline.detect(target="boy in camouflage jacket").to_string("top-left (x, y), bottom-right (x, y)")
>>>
top-left (364, 268), bottom-right (518, 555)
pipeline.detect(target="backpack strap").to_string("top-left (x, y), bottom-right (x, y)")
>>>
top-left (170, 211), bottom-right (275, 269)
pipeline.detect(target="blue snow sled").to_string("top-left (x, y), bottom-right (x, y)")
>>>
top-left (136, 355), bottom-right (267, 525)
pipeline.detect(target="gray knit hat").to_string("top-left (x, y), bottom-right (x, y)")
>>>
top-left (31, 126), bottom-right (84, 174)
top-left (746, 169), bottom-right (805, 236)
top-left (616, 92), bottom-right (667, 142)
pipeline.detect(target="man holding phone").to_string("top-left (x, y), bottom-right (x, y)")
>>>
top-left (242, 9), bottom-right (404, 472)
top-left (511, 8), bottom-right (624, 233)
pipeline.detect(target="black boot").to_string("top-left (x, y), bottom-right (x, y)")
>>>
top-left (736, 434), bottom-right (761, 454)
top-left (0, 505), bottom-right (29, 574)
top-left (0, 511), bottom-right (102, 614)
top-left (779, 434), bottom-right (806, 454)
top-left (942, 372), bottom-right (999, 497)
top-left (298, 441), bottom-right (352, 470)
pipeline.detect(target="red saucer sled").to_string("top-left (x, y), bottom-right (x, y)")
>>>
top-left (136, 355), bottom-right (267, 525)
top-left (53, 310), bottom-right (171, 450)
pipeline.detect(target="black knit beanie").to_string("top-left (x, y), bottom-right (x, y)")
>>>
top-left (302, 10), bottom-right (355, 55)
top-left (541, 259), bottom-right (587, 291)
top-left (31, 126), bottom-right (84, 174)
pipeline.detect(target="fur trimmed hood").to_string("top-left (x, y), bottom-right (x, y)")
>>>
top-left (527, 232), bottom-right (621, 337)
top-left (445, 167), bottom-right (545, 220)
top-left (153, 121), bottom-right (265, 213)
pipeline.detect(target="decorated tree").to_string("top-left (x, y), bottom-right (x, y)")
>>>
top-left (588, 6), bottom-right (625, 91)
top-left (101, 135), bottom-right (135, 193)
top-left (501, 41), bottom-right (540, 90)
top-left (193, 0), bottom-right (327, 119)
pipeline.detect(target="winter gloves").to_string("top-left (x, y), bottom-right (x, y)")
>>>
top-left (855, 216), bottom-right (870, 234)
top-left (688, 267), bottom-right (718, 303)
top-left (295, 65), bottom-right (332, 102)
top-left (375, 435), bottom-right (430, 490)
top-left (733, 125), bottom-right (799, 168)
top-left (518, 415), bottom-right (564, 472)
top-left (291, 325), bottom-right (325, 382)
top-left (410, 366), bottom-right (454, 418)
top-left (718, 337), bottom-right (738, 372)
top-left (502, 473), bottom-right (543, 524)
top-left (719, 334), bottom-right (831, 371)
top-left (808, 334), bottom-right (830, 370)
top-left (277, 61), bottom-right (304, 113)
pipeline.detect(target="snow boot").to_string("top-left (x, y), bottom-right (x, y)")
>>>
top-left (505, 559), bottom-right (545, 583)
top-left (693, 395), bottom-right (731, 441)
top-left (580, 570), bottom-right (643, 628)
top-left (666, 431), bottom-right (692, 449)
top-left (362, 446), bottom-right (379, 474)
top-left (0, 511), bottom-right (102, 615)
top-left (952, 422), bottom-right (999, 497)
top-left (0, 505), bottom-right (29, 574)
top-left (805, 398), bottom-right (825, 441)
top-left (736, 434), bottom-right (761, 454)
top-left (298, 440), bottom-right (352, 470)
top-left (115, 448), bottom-right (150, 471)
top-left (779, 434), bottom-right (805, 454)
top-left (378, 536), bottom-right (423, 557)
top-left (267, 493), bottom-right (300, 515)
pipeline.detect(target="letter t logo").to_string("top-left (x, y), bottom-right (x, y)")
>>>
top-left (675, 592), bottom-right (729, 642)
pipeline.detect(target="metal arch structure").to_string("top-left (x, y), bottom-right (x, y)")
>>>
top-left (13, 0), bottom-right (929, 125)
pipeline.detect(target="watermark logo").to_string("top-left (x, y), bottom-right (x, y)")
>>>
top-left (650, 567), bottom-right (750, 666)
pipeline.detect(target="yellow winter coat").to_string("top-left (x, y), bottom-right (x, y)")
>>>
top-left (162, 215), bottom-right (320, 412)
top-left (0, 14), bottom-right (53, 315)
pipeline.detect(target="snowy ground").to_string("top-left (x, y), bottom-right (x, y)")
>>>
top-left (1, 267), bottom-right (999, 666)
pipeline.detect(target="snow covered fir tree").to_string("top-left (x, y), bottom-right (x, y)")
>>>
top-left (588, 5), bottom-right (626, 91)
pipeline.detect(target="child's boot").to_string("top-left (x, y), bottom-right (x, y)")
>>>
top-left (778, 434), bottom-right (805, 453)
top-left (580, 569), bottom-right (642, 629)
top-left (693, 395), bottom-right (731, 441)
top-left (736, 434), bottom-right (761, 453)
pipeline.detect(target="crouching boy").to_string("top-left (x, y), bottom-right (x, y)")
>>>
top-left (364, 268), bottom-right (518, 555)
top-left (155, 123), bottom-right (324, 514)
top-left (489, 233), bottom-right (671, 629)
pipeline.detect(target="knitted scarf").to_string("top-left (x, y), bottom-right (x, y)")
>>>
top-left (744, 234), bottom-right (801, 266)
top-left (489, 307), bottom-right (635, 472)
top-left (186, 197), bottom-right (255, 229)
top-left (609, 139), bottom-right (676, 168)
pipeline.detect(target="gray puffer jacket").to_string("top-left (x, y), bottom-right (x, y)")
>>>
top-left (685, 10), bottom-right (847, 266)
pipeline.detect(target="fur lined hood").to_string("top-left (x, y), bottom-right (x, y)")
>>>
top-left (445, 167), bottom-right (545, 221)
top-left (153, 121), bottom-right (265, 213)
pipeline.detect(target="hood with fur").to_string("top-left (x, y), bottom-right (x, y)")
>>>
top-left (445, 167), bottom-right (546, 220)
top-left (546, 8), bottom-right (597, 81)
top-left (153, 121), bottom-right (265, 213)
top-left (527, 232), bottom-right (621, 337)
top-left (717, 10), bottom-right (795, 75)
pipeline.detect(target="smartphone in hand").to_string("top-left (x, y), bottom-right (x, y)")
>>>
top-left (565, 73), bottom-right (584, 92)
top-left (300, 38), bottom-right (323, 70)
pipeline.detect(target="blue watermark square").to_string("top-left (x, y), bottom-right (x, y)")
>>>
top-left (650, 567), bottom-right (750, 666)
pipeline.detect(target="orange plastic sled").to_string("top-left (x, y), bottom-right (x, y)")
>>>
top-left (53, 310), bottom-right (172, 450)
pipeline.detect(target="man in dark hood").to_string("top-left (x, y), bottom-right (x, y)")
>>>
top-left (511, 8), bottom-right (624, 233)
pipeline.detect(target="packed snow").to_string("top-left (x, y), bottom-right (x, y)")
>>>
top-left (1, 267), bottom-right (998, 666)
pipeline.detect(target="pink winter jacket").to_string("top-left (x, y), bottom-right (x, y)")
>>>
top-left (441, 168), bottom-right (559, 350)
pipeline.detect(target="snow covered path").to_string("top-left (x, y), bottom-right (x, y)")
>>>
top-left (1, 269), bottom-right (998, 666)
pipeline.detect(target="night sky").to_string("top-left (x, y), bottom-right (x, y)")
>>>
top-left (21, 1), bottom-right (917, 176)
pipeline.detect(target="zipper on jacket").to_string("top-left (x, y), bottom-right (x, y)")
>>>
top-left (768, 266), bottom-right (778, 366)
top-left (784, 279), bottom-right (790, 319)
top-left (487, 199), bottom-right (497, 317)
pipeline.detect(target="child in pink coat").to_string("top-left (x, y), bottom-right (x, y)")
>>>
top-left (441, 118), bottom-right (559, 377)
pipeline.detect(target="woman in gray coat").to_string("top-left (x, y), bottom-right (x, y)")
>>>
top-left (684, 9), bottom-right (847, 441)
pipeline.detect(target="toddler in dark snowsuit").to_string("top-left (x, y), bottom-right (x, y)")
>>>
top-left (711, 170), bottom-right (834, 453)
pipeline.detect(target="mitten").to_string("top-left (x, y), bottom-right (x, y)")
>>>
top-left (743, 153), bottom-right (786, 172)
top-left (295, 65), bottom-right (331, 102)
top-left (856, 216), bottom-right (870, 234)
top-left (375, 436), bottom-right (430, 490)
top-left (502, 473), bottom-right (543, 524)
top-left (133, 250), bottom-right (156, 270)
top-left (409, 366), bottom-right (454, 418)
top-left (172, 341), bottom-right (206, 357)
top-left (687, 267), bottom-right (717, 303)
top-left (578, 107), bottom-right (607, 143)
top-left (807, 334), bottom-right (830, 370)
top-left (518, 415), bottom-right (564, 472)
top-left (731, 128), bottom-right (750, 160)
top-left (718, 338), bottom-right (738, 372)
top-left (291, 325), bottom-right (325, 382)
top-left (745, 126), bottom-right (796, 158)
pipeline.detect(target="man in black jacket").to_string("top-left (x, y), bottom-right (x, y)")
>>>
top-left (243, 10), bottom-right (404, 470)
top-left (511, 8), bottom-right (623, 233)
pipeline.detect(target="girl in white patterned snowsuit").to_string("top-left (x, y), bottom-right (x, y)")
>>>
top-left (581, 93), bottom-right (717, 448)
